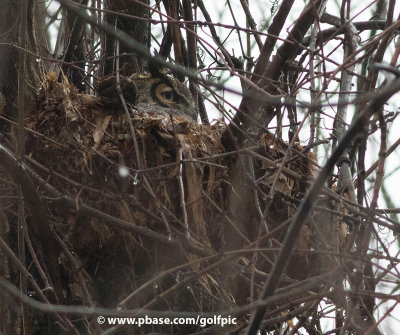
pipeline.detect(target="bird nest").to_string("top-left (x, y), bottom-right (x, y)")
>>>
top-left (18, 74), bottom-right (331, 334)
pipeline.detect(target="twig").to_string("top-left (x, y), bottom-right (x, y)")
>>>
top-left (17, 2), bottom-right (28, 327)
top-left (0, 236), bottom-right (75, 332)
top-left (177, 147), bottom-right (190, 239)
top-left (115, 39), bottom-right (143, 171)
top-left (239, 0), bottom-right (263, 50)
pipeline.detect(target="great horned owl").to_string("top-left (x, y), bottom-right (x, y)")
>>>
top-left (97, 70), bottom-right (198, 121)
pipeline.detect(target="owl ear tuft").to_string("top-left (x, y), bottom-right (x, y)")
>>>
top-left (148, 61), bottom-right (163, 78)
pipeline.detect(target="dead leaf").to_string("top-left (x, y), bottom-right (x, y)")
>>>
top-left (45, 72), bottom-right (57, 82)
top-left (93, 115), bottom-right (112, 149)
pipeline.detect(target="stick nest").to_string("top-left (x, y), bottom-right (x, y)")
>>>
top-left (20, 74), bottom-right (327, 334)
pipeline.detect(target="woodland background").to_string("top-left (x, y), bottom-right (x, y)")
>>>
top-left (1, 0), bottom-right (400, 334)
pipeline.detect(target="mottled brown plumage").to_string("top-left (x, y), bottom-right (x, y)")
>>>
top-left (97, 71), bottom-right (198, 121)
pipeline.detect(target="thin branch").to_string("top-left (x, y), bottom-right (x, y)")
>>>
top-left (245, 76), bottom-right (400, 335)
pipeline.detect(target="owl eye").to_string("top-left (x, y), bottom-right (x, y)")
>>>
top-left (161, 90), bottom-right (174, 100)
top-left (153, 82), bottom-right (178, 107)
